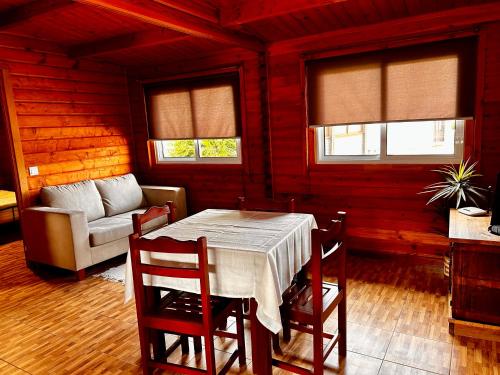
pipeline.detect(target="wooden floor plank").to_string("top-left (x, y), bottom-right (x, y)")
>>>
top-left (385, 332), bottom-right (452, 374)
top-left (379, 361), bottom-right (434, 375)
top-left (450, 336), bottom-right (500, 375)
top-left (0, 239), bottom-right (499, 374)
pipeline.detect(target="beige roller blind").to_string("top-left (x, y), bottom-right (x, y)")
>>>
top-left (145, 73), bottom-right (240, 140)
top-left (386, 54), bottom-right (460, 121)
top-left (307, 38), bottom-right (476, 127)
top-left (146, 87), bottom-right (193, 139)
top-left (191, 83), bottom-right (238, 138)
top-left (308, 58), bottom-right (382, 126)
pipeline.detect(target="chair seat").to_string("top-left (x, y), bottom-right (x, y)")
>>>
top-left (284, 280), bottom-right (343, 325)
top-left (143, 291), bottom-right (236, 335)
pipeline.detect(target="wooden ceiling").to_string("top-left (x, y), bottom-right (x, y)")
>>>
top-left (1, 0), bottom-right (500, 67)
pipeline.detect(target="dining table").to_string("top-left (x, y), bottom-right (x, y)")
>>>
top-left (124, 208), bottom-right (317, 374)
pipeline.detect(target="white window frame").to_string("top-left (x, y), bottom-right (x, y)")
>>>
top-left (155, 138), bottom-right (242, 164)
top-left (315, 120), bottom-right (465, 164)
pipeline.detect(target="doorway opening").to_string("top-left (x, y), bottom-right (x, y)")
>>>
top-left (0, 69), bottom-right (23, 245)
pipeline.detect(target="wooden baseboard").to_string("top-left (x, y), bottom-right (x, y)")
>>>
top-left (449, 318), bottom-right (500, 342)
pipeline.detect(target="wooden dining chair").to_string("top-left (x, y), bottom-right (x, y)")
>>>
top-left (237, 196), bottom-right (296, 213)
top-left (273, 211), bottom-right (347, 374)
top-left (129, 233), bottom-right (246, 374)
top-left (132, 201), bottom-right (176, 236)
top-left (132, 203), bottom-right (200, 355)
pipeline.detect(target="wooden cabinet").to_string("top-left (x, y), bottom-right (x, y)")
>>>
top-left (449, 209), bottom-right (500, 338)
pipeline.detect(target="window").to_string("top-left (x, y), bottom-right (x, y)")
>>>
top-left (155, 138), bottom-right (241, 164)
top-left (144, 71), bottom-right (242, 164)
top-left (316, 120), bottom-right (464, 163)
top-left (307, 38), bottom-right (475, 164)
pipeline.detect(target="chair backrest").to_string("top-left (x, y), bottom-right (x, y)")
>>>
top-left (310, 211), bottom-right (347, 313)
top-left (129, 233), bottom-right (212, 326)
top-left (237, 196), bottom-right (296, 213)
top-left (132, 201), bottom-right (176, 236)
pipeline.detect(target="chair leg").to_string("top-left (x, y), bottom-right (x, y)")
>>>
top-left (75, 268), bottom-right (85, 281)
top-left (272, 333), bottom-right (282, 354)
top-left (180, 335), bottom-right (189, 354)
top-left (313, 322), bottom-right (324, 374)
top-left (204, 333), bottom-right (217, 375)
top-left (338, 298), bottom-right (347, 357)
top-left (193, 336), bottom-right (203, 353)
top-left (235, 302), bottom-right (247, 367)
top-left (151, 331), bottom-right (166, 361)
top-left (137, 325), bottom-right (152, 375)
top-left (280, 305), bottom-right (291, 343)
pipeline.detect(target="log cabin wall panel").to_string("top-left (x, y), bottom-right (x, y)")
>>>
top-left (0, 33), bottom-right (134, 205)
top-left (266, 21), bottom-right (500, 257)
top-left (481, 22), bottom-right (500, 187)
top-left (127, 49), bottom-right (268, 214)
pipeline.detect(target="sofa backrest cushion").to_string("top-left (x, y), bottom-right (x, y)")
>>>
top-left (40, 180), bottom-right (105, 222)
top-left (95, 174), bottom-right (146, 217)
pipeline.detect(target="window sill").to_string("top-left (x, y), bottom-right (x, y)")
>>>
top-left (150, 162), bottom-right (243, 172)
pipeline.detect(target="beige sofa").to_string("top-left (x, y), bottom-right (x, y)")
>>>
top-left (23, 174), bottom-right (186, 279)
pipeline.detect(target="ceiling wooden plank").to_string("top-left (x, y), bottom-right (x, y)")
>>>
top-left (269, 1), bottom-right (500, 55)
top-left (0, 0), bottom-right (74, 29)
top-left (220, 0), bottom-right (347, 26)
top-left (153, 0), bottom-right (219, 23)
top-left (68, 29), bottom-right (188, 58)
top-left (74, 0), bottom-right (264, 51)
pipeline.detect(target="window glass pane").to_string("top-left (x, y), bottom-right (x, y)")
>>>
top-left (199, 139), bottom-right (238, 158)
top-left (386, 120), bottom-right (457, 155)
top-left (323, 124), bottom-right (381, 156)
top-left (160, 140), bottom-right (195, 158)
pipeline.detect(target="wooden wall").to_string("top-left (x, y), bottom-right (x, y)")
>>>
top-left (480, 22), bottom-right (500, 188)
top-left (127, 49), bottom-right (268, 212)
top-left (126, 21), bottom-right (500, 257)
top-left (0, 33), bottom-right (134, 206)
top-left (265, 21), bottom-right (500, 257)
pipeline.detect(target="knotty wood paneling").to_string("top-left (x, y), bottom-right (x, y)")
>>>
top-left (127, 48), bottom-right (268, 214)
top-left (128, 21), bottom-right (500, 256)
top-left (0, 33), bottom-right (134, 206)
top-left (480, 22), bottom-right (500, 187)
top-left (266, 22), bottom-right (500, 257)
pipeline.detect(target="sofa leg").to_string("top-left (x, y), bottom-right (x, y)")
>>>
top-left (76, 269), bottom-right (85, 281)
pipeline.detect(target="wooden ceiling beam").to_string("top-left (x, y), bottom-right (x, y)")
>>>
top-left (68, 29), bottom-right (188, 58)
top-left (0, 0), bottom-right (74, 29)
top-left (269, 2), bottom-right (500, 55)
top-left (220, 0), bottom-right (347, 26)
top-left (74, 0), bottom-right (264, 51)
top-left (153, 0), bottom-right (219, 23)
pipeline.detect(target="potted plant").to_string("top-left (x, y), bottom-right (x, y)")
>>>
top-left (420, 159), bottom-right (486, 209)
top-left (419, 159), bottom-right (486, 277)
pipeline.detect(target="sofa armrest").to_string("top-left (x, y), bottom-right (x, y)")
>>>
top-left (23, 207), bottom-right (92, 271)
top-left (140, 185), bottom-right (187, 220)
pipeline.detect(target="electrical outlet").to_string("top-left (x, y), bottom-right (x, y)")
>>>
top-left (29, 166), bottom-right (39, 176)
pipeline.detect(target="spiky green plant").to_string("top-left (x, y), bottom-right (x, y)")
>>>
top-left (420, 159), bottom-right (486, 209)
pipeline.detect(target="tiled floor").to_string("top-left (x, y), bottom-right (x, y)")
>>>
top-left (0, 239), bottom-right (498, 374)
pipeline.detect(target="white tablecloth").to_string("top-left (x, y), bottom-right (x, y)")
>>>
top-left (124, 209), bottom-right (317, 333)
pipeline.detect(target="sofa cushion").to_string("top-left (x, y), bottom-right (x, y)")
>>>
top-left (114, 209), bottom-right (168, 234)
top-left (88, 217), bottom-right (133, 247)
top-left (40, 180), bottom-right (105, 222)
top-left (95, 174), bottom-right (146, 217)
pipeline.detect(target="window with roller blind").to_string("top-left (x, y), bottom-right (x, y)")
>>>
top-left (144, 72), bottom-right (242, 164)
top-left (307, 38), bottom-right (476, 164)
